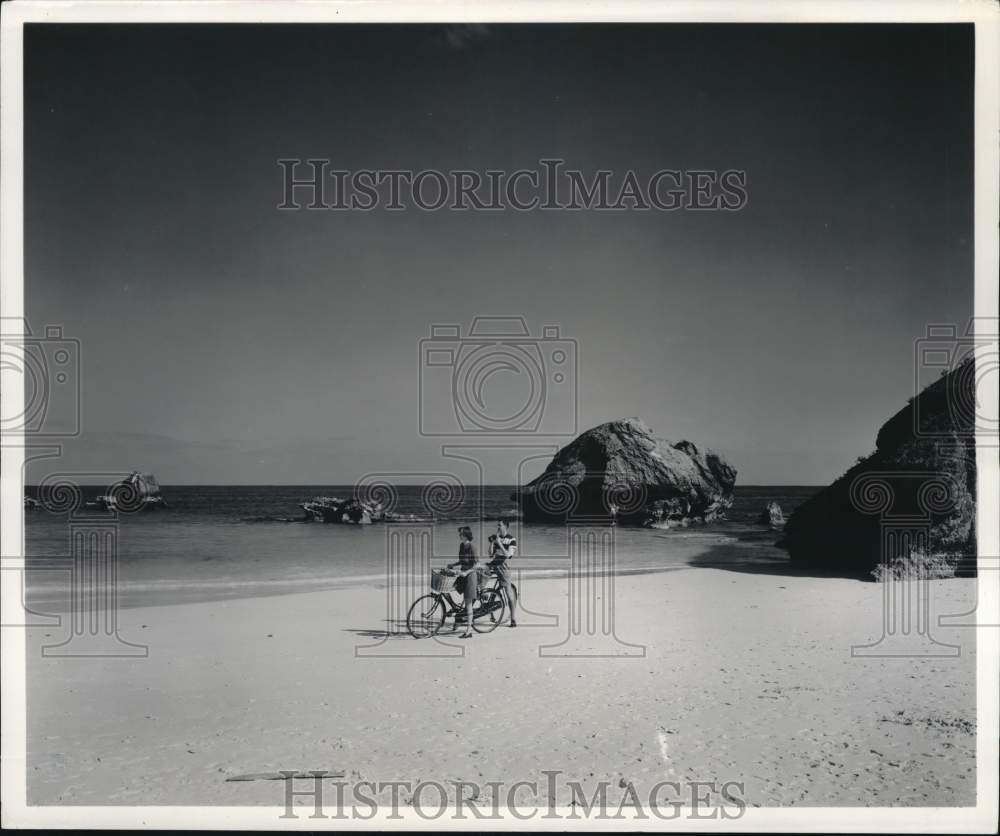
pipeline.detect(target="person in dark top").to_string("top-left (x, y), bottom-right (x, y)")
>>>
top-left (488, 518), bottom-right (519, 628)
top-left (448, 525), bottom-right (480, 639)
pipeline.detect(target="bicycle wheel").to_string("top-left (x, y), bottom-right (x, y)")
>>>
top-left (407, 594), bottom-right (446, 639)
top-left (472, 585), bottom-right (506, 633)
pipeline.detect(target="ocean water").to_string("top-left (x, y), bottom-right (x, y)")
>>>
top-left (23, 485), bottom-right (817, 610)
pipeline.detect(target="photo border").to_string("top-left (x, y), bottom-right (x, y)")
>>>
top-left (1, 0), bottom-right (997, 831)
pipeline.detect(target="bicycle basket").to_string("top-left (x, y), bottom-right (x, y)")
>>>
top-left (430, 570), bottom-right (456, 593)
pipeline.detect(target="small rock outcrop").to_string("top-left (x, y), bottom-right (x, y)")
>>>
top-left (782, 357), bottom-right (977, 576)
top-left (759, 501), bottom-right (785, 528)
top-left (89, 471), bottom-right (167, 511)
top-left (301, 496), bottom-right (387, 524)
top-left (511, 418), bottom-right (737, 527)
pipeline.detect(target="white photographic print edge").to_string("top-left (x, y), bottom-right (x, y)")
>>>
top-left (1, 0), bottom-right (998, 831)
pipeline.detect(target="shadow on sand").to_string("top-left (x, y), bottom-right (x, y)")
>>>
top-left (686, 527), bottom-right (872, 581)
top-left (341, 617), bottom-right (426, 640)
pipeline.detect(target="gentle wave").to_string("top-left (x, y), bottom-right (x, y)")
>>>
top-left (24, 486), bottom-right (813, 610)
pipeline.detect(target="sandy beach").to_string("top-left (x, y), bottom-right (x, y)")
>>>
top-left (25, 567), bottom-right (977, 809)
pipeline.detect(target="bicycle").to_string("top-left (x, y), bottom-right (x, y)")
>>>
top-left (406, 567), bottom-right (511, 639)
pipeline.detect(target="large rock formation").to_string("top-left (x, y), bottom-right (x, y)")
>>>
top-left (782, 357), bottom-right (977, 576)
top-left (511, 418), bottom-right (737, 527)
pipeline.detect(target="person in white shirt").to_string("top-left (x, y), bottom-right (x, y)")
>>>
top-left (488, 518), bottom-right (519, 628)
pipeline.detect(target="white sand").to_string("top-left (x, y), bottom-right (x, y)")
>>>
top-left (26, 569), bottom-right (977, 808)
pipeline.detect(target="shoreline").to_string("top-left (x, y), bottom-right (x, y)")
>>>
top-left (25, 563), bottom-right (706, 613)
top-left (24, 523), bottom-right (780, 613)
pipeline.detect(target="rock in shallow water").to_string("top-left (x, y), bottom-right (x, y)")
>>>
top-left (88, 471), bottom-right (167, 511)
top-left (511, 418), bottom-right (736, 527)
top-left (300, 496), bottom-right (387, 524)
top-left (759, 501), bottom-right (785, 528)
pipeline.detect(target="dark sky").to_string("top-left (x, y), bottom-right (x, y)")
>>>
top-left (25, 24), bottom-right (974, 484)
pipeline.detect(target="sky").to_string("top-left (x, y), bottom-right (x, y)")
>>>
top-left (23, 24), bottom-right (974, 485)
